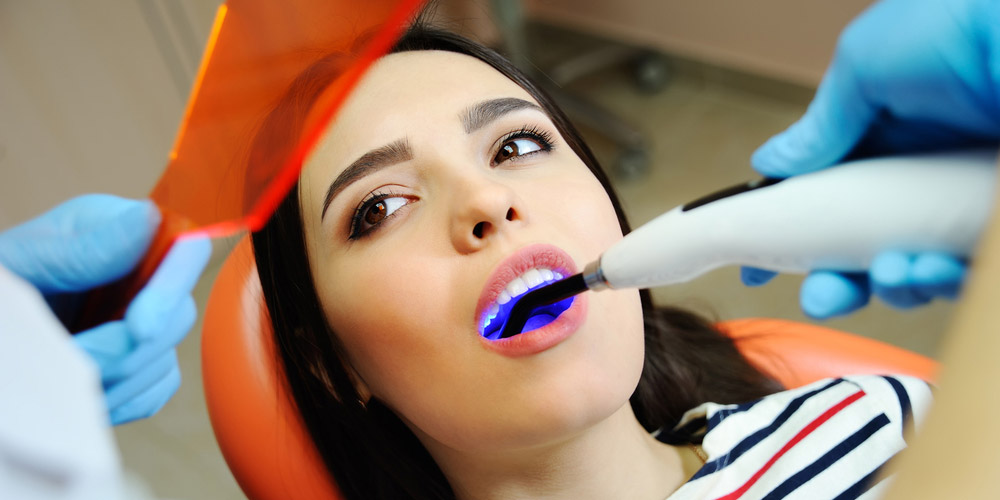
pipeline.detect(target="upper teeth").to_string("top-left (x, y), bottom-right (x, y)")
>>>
top-left (497, 267), bottom-right (563, 305)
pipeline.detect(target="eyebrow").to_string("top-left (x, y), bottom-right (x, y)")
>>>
top-left (320, 138), bottom-right (412, 220)
top-left (461, 97), bottom-right (542, 134)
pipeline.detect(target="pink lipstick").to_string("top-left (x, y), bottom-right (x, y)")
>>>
top-left (474, 244), bottom-right (588, 357)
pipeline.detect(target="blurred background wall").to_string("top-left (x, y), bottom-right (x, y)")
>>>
top-left (525, 0), bottom-right (875, 86)
top-left (0, 0), bottom-right (216, 228)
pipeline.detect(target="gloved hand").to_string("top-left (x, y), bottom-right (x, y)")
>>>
top-left (744, 0), bottom-right (1000, 319)
top-left (0, 194), bottom-right (211, 425)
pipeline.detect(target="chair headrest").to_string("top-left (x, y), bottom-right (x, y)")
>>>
top-left (202, 238), bottom-right (341, 499)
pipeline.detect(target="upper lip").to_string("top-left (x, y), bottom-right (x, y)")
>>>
top-left (475, 243), bottom-right (578, 334)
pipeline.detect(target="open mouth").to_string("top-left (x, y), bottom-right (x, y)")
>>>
top-left (480, 267), bottom-right (575, 340)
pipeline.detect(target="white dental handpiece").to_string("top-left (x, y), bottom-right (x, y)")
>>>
top-left (589, 148), bottom-right (997, 290)
top-left (500, 149), bottom-right (998, 338)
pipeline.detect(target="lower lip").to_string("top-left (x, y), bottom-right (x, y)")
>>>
top-left (478, 293), bottom-right (588, 357)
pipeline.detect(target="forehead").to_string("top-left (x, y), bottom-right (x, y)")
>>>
top-left (303, 50), bottom-right (537, 175)
top-left (338, 49), bottom-right (534, 119)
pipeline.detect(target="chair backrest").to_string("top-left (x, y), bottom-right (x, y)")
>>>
top-left (202, 238), bottom-right (939, 500)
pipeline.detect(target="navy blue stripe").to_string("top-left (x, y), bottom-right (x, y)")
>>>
top-left (707, 398), bottom-right (765, 430)
top-left (690, 378), bottom-right (848, 481)
top-left (833, 464), bottom-right (885, 500)
top-left (881, 376), bottom-right (913, 439)
top-left (759, 414), bottom-right (890, 500)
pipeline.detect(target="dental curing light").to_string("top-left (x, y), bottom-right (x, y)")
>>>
top-left (500, 149), bottom-right (998, 339)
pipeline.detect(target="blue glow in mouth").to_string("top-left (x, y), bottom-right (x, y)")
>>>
top-left (481, 293), bottom-right (574, 340)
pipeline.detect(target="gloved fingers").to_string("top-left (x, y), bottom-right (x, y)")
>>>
top-left (0, 195), bottom-right (160, 294)
top-left (911, 252), bottom-right (965, 299)
top-left (800, 271), bottom-right (870, 320)
top-left (870, 251), bottom-right (933, 309)
top-left (750, 54), bottom-right (877, 178)
top-left (108, 359), bottom-right (182, 426)
top-left (851, 118), bottom-right (1000, 159)
top-left (105, 350), bottom-right (179, 421)
top-left (125, 236), bottom-right (211, 343)
top-left (75, 236), bottom-right (206, 423)
top-left (71, 320), bottom-right (133, 379)
top-left (106, 296), bottom-right (196, 382)
top-left (871, 251), bottom-right (965, 308)
top-left (740, 266), bottom-right (778, 286)
top-left (73, 283), bottom-right (195, 386)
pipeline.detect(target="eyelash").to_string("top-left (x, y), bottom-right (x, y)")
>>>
top-left (491, 125), bottom-right (555, 166)
top-left (348, 189), bottom-right (410, 240)
top-left (346, 125), bottom-right (557, 240)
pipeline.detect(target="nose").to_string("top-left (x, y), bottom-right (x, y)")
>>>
top-left (450, 177), bottom-right (522, 253)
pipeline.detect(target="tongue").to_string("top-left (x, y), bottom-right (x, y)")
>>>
top-left (522, 312), bottom-right (557, 333)
top-left (502, 297), bottom-right (574, 337)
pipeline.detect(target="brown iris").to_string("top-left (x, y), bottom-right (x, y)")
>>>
top-left (494, 142), bottom-right (519, 163)
top-left (364, 201), bottom-right (388, 225)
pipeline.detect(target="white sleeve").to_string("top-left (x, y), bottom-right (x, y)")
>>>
top-left (0, 263), bottom-right (139, 500)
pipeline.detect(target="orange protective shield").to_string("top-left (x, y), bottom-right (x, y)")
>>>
top-left (154, 0), bottom-right (425, 236)
top-left (72, 0), bottom-right (424, 332)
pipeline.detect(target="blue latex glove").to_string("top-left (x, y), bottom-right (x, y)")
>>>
top-left (745, 0), bottom-right (1000, 319)
top-left (0, 194), bottom-right (211, 425)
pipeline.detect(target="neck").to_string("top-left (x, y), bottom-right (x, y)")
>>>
top-left (425, 405), bottom-right (692, 500)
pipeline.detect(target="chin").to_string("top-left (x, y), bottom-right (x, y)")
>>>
top-left (504, 340), bottom-right (645, 448)
top-left (426, 359), bottom-right (642, 455)
top-left (506, 382), bottom-right (640, 450)
top-left (426, 294), bottom-right (645, 454)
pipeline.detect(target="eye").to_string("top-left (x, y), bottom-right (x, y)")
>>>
top-left (495, 137), bottom-right (542, 163)
top-left (349, 192), bottom-right (412, 239)
top-left (491, 126), bottom-right (554, 166)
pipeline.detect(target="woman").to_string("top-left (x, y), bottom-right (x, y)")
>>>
top-left (251, 25), bottom-right (929, 500)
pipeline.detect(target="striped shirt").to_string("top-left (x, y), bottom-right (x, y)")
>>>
top-left (661, 375), bottom-right (933, 500)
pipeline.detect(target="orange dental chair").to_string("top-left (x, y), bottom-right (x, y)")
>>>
top-left (202, 239), bottom-right (939, 500)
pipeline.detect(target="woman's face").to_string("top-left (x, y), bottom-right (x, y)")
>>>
top-left (299, 50), bottom-right (644, 456)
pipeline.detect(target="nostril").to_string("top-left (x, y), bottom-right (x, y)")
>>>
top-left (505, 208), bottom-right (515, 221)
top-left (473, 221), bottom-right (488, 239)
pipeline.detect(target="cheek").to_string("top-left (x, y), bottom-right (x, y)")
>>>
top-left (314, 252), bottom-right (473, 402)
top-left (548, 174), bottom-right (624, 257)
top-left (319, 260), bottom-right (427, 355)
top-left (316, 261), bottom-right (499, 449)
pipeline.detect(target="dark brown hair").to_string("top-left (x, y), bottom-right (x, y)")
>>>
top-left (252, 25), bottom-right (780, 500)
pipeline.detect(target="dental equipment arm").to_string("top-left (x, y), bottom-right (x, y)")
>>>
top-left (500, 149), bottom-right (998, 338)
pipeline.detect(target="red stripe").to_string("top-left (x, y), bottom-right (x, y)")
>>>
top-left (714, 390), bottom-right (866, 500)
